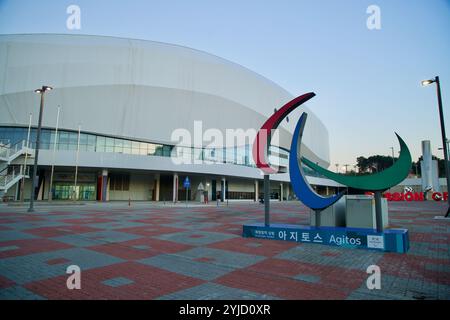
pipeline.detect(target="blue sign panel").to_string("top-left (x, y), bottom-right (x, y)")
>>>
top-left (183, 176), bottom-right (190, 189)
top-left (242, 223), bottom-right (409, 253)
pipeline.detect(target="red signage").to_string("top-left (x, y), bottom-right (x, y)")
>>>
top-left (383, 192), bottom-right (448, 202)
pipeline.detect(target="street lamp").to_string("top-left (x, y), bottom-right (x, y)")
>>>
top-left (438, 139), bottom-right (450, 159)
top-left (28, 86), bottom-right (53, 212)
top-left (343, 164), bottom-right (350, 174)
top-left (422, 76), bottom-right (450, 217)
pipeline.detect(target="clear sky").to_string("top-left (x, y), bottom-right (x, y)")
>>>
top-left (1, 0), bottom-right (449, 170)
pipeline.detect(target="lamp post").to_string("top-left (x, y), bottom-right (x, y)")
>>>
top-left (343, 164), bottom-right (350, 174)
top-left (28, 86), bottom-right (52, 212)
top-left (422, 76), bottom-right (450, 217)
top-left (438, 139), bottom-right (450, 158)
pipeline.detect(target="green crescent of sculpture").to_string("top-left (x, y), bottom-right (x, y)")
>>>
top-left (302, 133), bottom-right (412, 191)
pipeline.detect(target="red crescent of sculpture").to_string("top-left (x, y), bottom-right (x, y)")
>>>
top-left (252, 92), bottom-right (316, 174)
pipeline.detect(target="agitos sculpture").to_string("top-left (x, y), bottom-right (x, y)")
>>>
top-left (244, 92), bottom-right (411, 253)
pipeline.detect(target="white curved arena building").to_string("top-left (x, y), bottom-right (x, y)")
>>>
top-left (0, 34), bottom-right (337, 202)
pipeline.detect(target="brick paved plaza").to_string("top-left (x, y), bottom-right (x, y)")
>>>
top-left (0, 201), bottom-right (448, 300)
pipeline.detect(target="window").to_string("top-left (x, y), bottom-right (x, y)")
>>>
top-left (76, 133), bottom-right (87, 151)
top-left (154, 145), bottom-right (163, 156)
top-left (114, 138), bottom-right (123, 153)
top-left (163, 145), bottom-right (172, 157)
top-left (123, 140), bottom-right (131, 154)
top-left (105, 137), bottom-right (114, 153)
top-left (0, 126), bottom-right (265, 170)
top-left (40, 130), bottom-right (51, 150)
top-left (86, 134), bottom-right (96, 152)
top-left (67, 132), bottom-right (78, 150)
top-left (30, 129), bottom-right (37, 147)
top-left (49, 131), bottom-right (57, 148)
top-left (11, 128), bottom-right (22, 144)
top-left (96, 136), bottom-right (105, 152)
top-left (79, 133), bottom-right (88, 145)
top-left (87, 134), bottom-right (96, 145)
top-left (58, 132), bottom-right (69, 150)
top-left (110, 173), bottom-right (130, 191)
top-left (147, 143), bottom-right (155, 155)
top-left (132, 141), bottom-right (140, 155)
top-left (140, 142), bottom-right (148, 155)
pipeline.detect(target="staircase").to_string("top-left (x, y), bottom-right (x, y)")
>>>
top-left (0, 165), bottom-right (30, 193)
top-left (0, 140), bottom-right (34, 199)
top-left (0, 140), bottom-right (34, 164)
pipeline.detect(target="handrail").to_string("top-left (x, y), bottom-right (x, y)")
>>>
top-left (0, 139), bottom-right (33, 161)
top-left (0, 144), bottom-right (8, 158)
top-left (0, 165), bottom-right (8, 176)
top-left (0, 165), bottom-right (29, 189)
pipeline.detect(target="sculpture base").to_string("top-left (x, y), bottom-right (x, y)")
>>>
top-left (242, 223), bottom-right (409, 253)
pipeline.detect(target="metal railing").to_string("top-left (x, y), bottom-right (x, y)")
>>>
top-left (0, 165), bottom-right (30, 190)
top-left (0, 140), bottom-right (33, 161)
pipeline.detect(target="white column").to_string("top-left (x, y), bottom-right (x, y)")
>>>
top-left (173, 173), bottom-right (178, 203)
top-left (286, 183), bottom-right (290, 201)
top-left (155, 173), bottom-right (160, 202)
top-left (326, 186), bottom-right (330, 195)
top-left (73, 124), bottom-right (81, 201)
top-left (101, 169), bottom-right (108, 202)
top-left (221, 177), bottom-right (226, 202)
top-left (255, 180), bottom-right (259, 201)
top-left (280, 183), bottom-right (284, 202)
top-left (48, 106), bottom-right (60, 201)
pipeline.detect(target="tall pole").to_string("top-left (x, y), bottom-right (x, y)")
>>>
top-left (73, 124), bottom-right (81, 201)
top-left (374, 191), bottom-right (384, 232)
top-left (263, 174), bottom-right (270, 226)
top-left (344, 164), bottom-right (350, 173)
top-left (28, 88), bottom-right (48, 212)
top-left (434, 77), bottom-right (450, 217)
top-left (48, 106), bottom-right (60, 201)
top-left (390, 147), bottom-right (395, 164)
top-left (21, 113), bottom-right (32, 202)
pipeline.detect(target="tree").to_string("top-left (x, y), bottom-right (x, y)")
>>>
top-left (356, 155), bottom-right (396, 174)
top-left (355, 154), bottom-right (446, 177)
top-left (356, 156), bottom-right (369, 173)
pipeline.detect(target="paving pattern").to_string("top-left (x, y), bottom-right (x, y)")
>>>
top-left (0, 201), bottom-right (449, 300)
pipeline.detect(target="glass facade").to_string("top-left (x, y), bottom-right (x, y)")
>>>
top-left (0, 126), bottom-right (321, 175)
top-left (53, 184), bottom-right (96, 201)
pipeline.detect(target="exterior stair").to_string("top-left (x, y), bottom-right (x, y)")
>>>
top-left (0, 140), bottom-right (33, 199)
top-left (0, 165), bottom-right (30, 193)
top-left (0, 140), bottom-right (34, 164)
